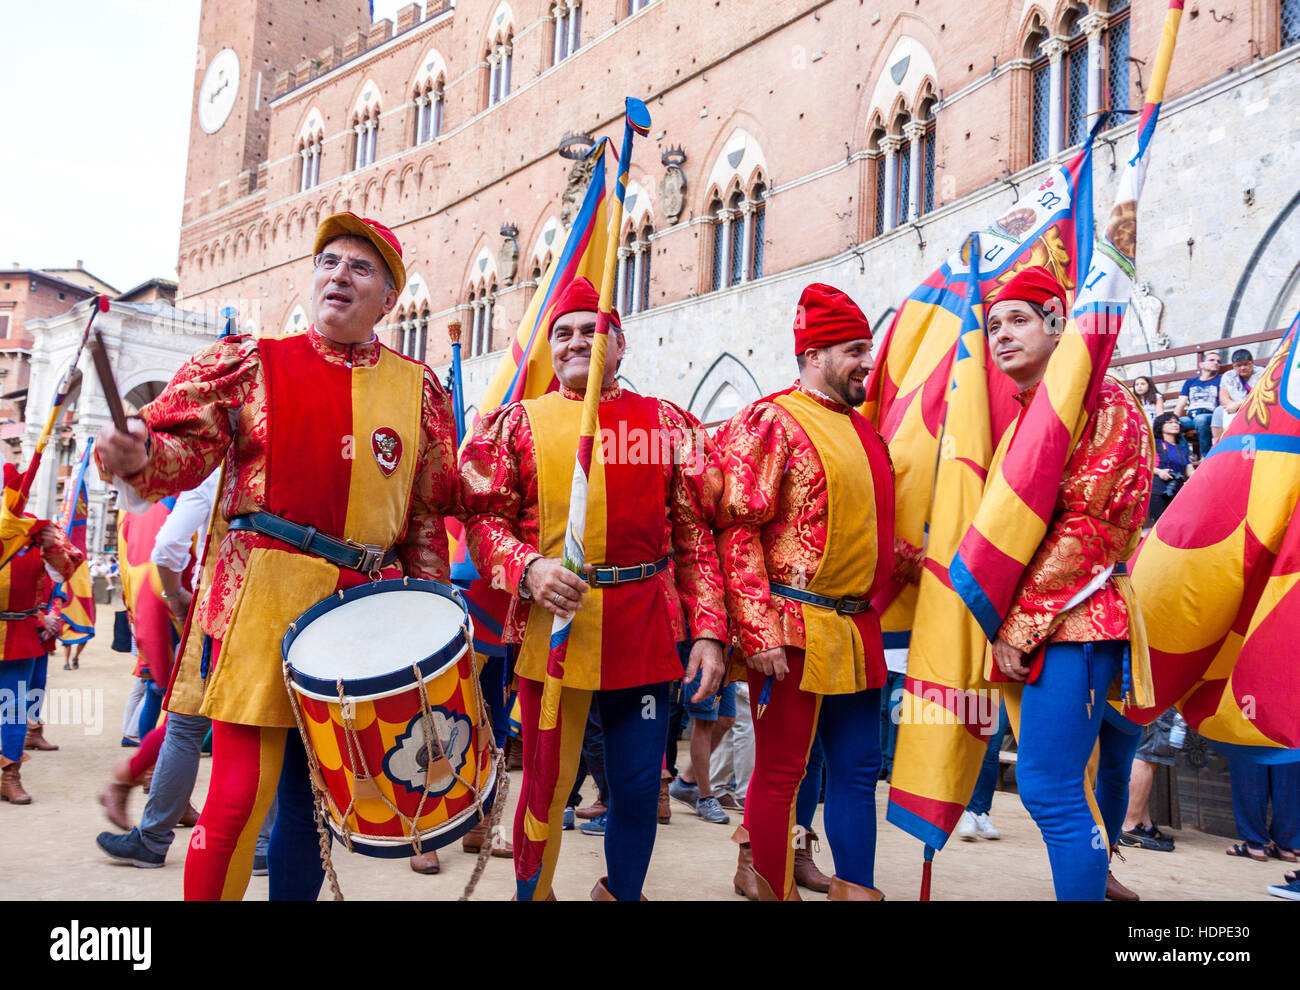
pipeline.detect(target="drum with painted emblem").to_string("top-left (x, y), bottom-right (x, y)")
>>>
top-left (283, 578), bottom-right (498, 857)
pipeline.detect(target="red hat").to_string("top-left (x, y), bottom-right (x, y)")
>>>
top-left (793, 283), bottom-right (872, 355)
top-left (313, 212), bottom-right (406, 293)
top-left (547, 276), bottom-right (621, 335)
top-left (990, 265), bottom-right (1068, 316)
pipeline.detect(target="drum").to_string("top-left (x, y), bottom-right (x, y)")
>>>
top-left (283, 578), bottom-right (498, 858)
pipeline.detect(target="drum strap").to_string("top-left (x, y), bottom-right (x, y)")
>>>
top-left (0, 608), bottom-right (39, 621)
top-left (228, 512), bottom-right (398, 577)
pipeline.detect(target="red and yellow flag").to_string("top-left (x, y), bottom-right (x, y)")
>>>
top-left (1129, 314), bottom-right (1300, 761)
top-left (51, 439), bottom-right (96, 645)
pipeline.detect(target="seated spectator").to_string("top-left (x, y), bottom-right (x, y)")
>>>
top-left (1149, 412), bottom-right (1194, 522)
top-left (1131, 375), bottom-right (1163, 427)
top-left (1214, 348), bottom-right (1263, 442)
top-left (1173, 350), bottom-right (1221, 457)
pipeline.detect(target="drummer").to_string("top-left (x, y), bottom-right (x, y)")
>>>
top-left (94, 213), bottom-right (461, 901)
top-left (460, 276), bottom-right (728, 900)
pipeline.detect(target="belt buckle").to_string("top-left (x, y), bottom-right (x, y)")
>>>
top-left (834, 596), bottom-right (853, 615)
top-left (346, 539), bottom-right (386, 580)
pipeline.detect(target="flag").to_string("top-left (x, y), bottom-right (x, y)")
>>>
top-left (446, 140), bottom-right (615, 663)
top-left (50, 439), bottom-right (96, 645)
top-left (513, 98), bottom-right (650, 900)
top-left (1129, 313), bottom-right (1300, 761)
top-left (951, 0), bottom-right (1184, 646)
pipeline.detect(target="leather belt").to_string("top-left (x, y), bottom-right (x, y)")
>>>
top-left (228, 512), bottom-right (398, 577)
top-left (0, 608), bottom-right (38, 621)
top-left (1113, 561), bottom-right (1128, 577)
top-left (770, 583), bottom-right (871, 615)
top-left (588, 555), bottom-right (671, 588)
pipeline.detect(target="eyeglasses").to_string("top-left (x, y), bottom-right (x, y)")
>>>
top-left (314, 253), bottom-right (381, 280)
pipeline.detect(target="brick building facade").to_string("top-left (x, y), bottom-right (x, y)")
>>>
top-left (177, 0), bottom-right (1300, 422)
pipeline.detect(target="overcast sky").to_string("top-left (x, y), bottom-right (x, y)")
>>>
top-left (1, 0), bottom-right (407, 292)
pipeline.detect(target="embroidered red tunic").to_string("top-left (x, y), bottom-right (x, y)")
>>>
top-left (97, 329), bottom-right (460, 644)
top-left (714, 384), bottom-right (895, 692)
top-left (997, 377), bottom-right (1154, 651)
top-left (460, 384), bottom-right (727, 691)
top-left (0, 524), bottom-right (80, 662)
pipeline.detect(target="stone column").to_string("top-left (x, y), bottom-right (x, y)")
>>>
top-left (739, 202), bottom-right (755, 282)
top-left (904, 120), bottom-right (926, 222)
top-left (616, 247), bottom-right (631, 311)
top-left (433, 91), bottom-right (443, 137)
top-left (501, 44), bottom-right (512, 96)
top-left (311, 143), bottom-right (322, 186)
top-left (567, 1), bottom-right (580, 54)
top-left (367, 117), bottom-right (378, 164)
top-left (879, 135), bottom-right (903, 232)
top-left (300, 148), bottom-right (311, 190)
top-left (552, 5), bottom-right (564, 63)
top-left (353, 124), bottom-right (365, 170)
top-left (1045, 36), bottom-right (1069, 156)
top-left (415, 94), bottom-right (429, 142)
top-left (631, 243), bottom-right (645, 311)
top-left (1081, 11), bottom-right (1108, 124)
top-left (487, 52), bottom-right (500, 105)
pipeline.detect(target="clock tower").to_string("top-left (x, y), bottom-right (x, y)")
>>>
top-left (182, 0), bottom-right (368, 222)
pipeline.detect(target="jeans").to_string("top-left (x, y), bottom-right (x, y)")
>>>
top-left (1017, 641), bottom-right (1142, 900)
top-left (1229, 758), bottom-right (1300, 852)
top-left (139, 711), bottom-right (211, 855)
top-left (1179, 412), bottom-right (1213, 457)
top-left (268, 730), bottom-right (328, 901)
top-left (879, 670), bottom-right (905, 777)
top-left (136, 681), bottom-right (165, 741)
top-left (566, 703), bottom-right (608, 807)
top-left (967, 702), bottom-right (1009, 816)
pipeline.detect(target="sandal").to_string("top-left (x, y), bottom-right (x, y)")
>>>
top-left (1267, 843), bottom-right (1299, 863)
top-left (1226, 842), bottom-right (1269, 862)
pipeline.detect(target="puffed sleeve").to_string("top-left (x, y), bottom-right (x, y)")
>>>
top-left (713, 402), bottom-right (790, 658)
top-left (998, 383), bottom-right (1154, 650)
top-left (101, 336), bottom-right (261, 502)
top-left (659, 400), bottom-right (727, 642)
top-left (460, 403), bottom-right (538, 595)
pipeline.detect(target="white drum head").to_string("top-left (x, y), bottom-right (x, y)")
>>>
top-left (287, 589), bottom-right (465, 681)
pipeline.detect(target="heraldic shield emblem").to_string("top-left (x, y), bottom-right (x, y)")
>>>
top-left (371, 427), bottom-right (402, 476)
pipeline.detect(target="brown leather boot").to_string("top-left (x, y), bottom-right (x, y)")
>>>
top-left (462, 817), bottom-right (512, 857)
top-left (409, 850), bottom-right (441, 874)
top-left (506, 737), bottom-right (523, 771)
top-left (732, 825), bottom-right (759, 900)
top-left (590, 876), bottom-right (646, 900)
top-left (828, 876), bottom-right (885, 901)
top-left (793, 827), bottom-right (832, 893)
top-left (658, 770), bottom-right (672, 824)
top-left (1, 763), bottom-right (31, 805)
top-left (1106, 845), bottom-right (1139, 901)
top-left (24, 722), bottom-right (58, 751)
top-left (98, 758), bottom-right (143, 830)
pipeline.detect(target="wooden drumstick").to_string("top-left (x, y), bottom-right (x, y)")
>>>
top-left (89, 329), bottom-right (129, 432)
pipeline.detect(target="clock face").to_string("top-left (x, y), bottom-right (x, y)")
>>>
top-left (198, 48), bottom-right (240, 134)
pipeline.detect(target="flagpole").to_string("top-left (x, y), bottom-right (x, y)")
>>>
top-left (516, 97), bottom-right (651, 900)
top-left (18, 293), bottom-right (111, 511)
top-left (448, 319), bottom-right (467, 445)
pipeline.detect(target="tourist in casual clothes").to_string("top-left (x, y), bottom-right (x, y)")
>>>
top-left (1225, 757), bottom-right (1300, 864)
top-left (1173, 350), bottom-right (1221, 457)
top-left (957, 701), bottom-right (1009, 842)
top-left (1119, 709), bottom-right (1179, 852)
top-left (1149, 412), bottom-right (1193, 523)
top-left (1131, 375), bottom-right (1163, 427)
top-left (1214, 348), bottom-right (1263, 441)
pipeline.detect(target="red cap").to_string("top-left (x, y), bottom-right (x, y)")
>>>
top-left (547, 276), bottom-right (621, 335)
top-left (313, 212), bottom-right (406, 293)
top-left (793, 283), bottom-right (872, 355)
top-left (3, 463), bottom-right (19, 490)
top-left (990, 265), bottom-right (1068, 316)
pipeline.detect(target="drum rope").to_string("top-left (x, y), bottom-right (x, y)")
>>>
top-left (282, 662), bottom-right (346, 901)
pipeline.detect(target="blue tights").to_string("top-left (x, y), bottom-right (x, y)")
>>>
top-left (1017, 641), bottom-right (1141, 901)
top-left (268, 730), bottom-right (328, 901)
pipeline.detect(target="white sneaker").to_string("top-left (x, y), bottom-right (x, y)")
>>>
top-left (973, 812), bottom-right (1001, 840)
top-left (956, 810), bottom-right (978, 841)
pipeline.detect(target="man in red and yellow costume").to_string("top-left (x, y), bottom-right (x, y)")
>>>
top-left (460, 276), bottom-right (727, 900)
top-left (715, 284), bottom-right (895, 901)
top-left (983, 266), bottom-right (1152, 901)
top-left (0, 464), bottom-right (82, 805)
top-left (95, 213), bottom-right (460, 900)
